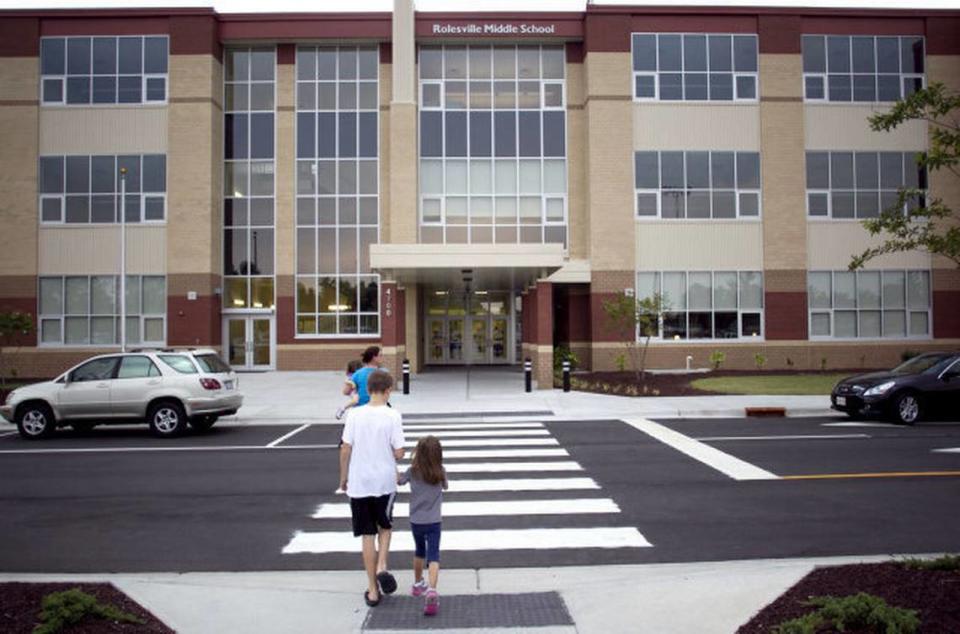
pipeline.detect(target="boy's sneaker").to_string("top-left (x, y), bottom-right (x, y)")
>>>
top-left (424, 589), bottom-right (439, 616)
top-left (411, 579), bottom-right (428, 597)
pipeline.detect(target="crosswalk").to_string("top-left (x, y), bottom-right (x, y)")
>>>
top-left (282, 416), bottom-right (652, 559)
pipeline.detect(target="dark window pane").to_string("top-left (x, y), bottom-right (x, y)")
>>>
top-left (741, 313), bottom-right (761, 337)
top-left (91, 195), bottom-right (115, 223)
top-left (659, 73), bottom-right (683, 100)
top-left (805, 76), bottom-right (825, 99)
top-left (855, 152), bottom-right (879, 189)
top-left (40, 157), bottom-right (65, 194)
top-left (658, 35), bottom-right (682, 71)
top-left (338, 49), bottom-right (357, 80)
top-left (317, 48), bottom-right (336, 80)
top-left (708, 35), bottom-right (732, 71)
top-left (661, 152), bottom-right (684, 189)
top-left (903, 76), bottom-right (923, 98)
top-left (542, 111), bottom-right (565, 157)
top-left (358, 48), bottom-right (378, 79)
top-left (662, 312), bottom-right (686, 339)
top-left (339, 112), bottom-right (357, 158)
top-left (901, 36), bottom-right (924, 74)
top-left (736, 75), bottom-right (756, 100)
top-left (224, 198), bottom-right (248, 226)
top-left (712, 191), bottom-right (736, 218)
top-left (806, 152), bottom-right (829, 189)
top-left (41, 38), bottom-right (65, 75)
top-left (518, 111), bottom-right (540, 157)
top-left (632, 34), bottom-right (656, 71)
top-left (67, 38), bottom-right (91, 74)
top-left (224, 228), bottom-right (248, 275)
top-left (118, 155), bottom-right (141, 192)
top-left (297, 113), bottom-right (315, 158)
top-left (41, 197), bottom-right (62, 222)
top-left (832, 191), bottom-right (855, 218)
top-left (684, 73), bottom-right (708, 100)
top-left (853, 75), bottom-right (876, 102)
top-left (358, 112), bottom-right (378, 158)
top-left (65, 195), bottom-right (90, 223)
top-left (469, 112), bottom-right (492, 157)
top-left (635, 75), bottom-right (655, 98)
top-left (118, 37), bottom-right (142, 74)
top-left (494, 111), bottom-right (516, 157)
top-left (634, 152), bottom-right (658, 189)
top-left (689, 312), bottom-right (712, 338)
top-left (687, 191), bottom-right (710, 218)
top-left (144, 36), bottom-right (168, 74)
top-left (683, 35), bottom-right (707, 71)
top-left (442, 111), bottom-right (464, 157)
top-left (318, 112), bottom-right (336, 158)
top-left (903, 152), bottom-right (922, 188)
top-left (92, 76), bottom-right (115, 103)
top-left (733, 35), bottom-right (757, 72)
top-left (117, 76), bottom-right (141, 103)
top-left (808, 192), bottom-right (829, 216)
top-left (802, 35), bottom-right (825, 73)
top-left (419, 111), bottom-right (442, 157)
top-left (879, 152), bottom-right (903, 189)
top-left (827, 36), bottom-right (851, 73)
top-left (856, 191), bottom-right (879, 218)
top-left (828, 75), bottom-right (852, 101)
top-left (661, 192), bottom-right (684, 218)
top-left (874, 37), bottom-right (899, 73)
top-left (251, 198), bottom-right (273, 225)
top-left (297, 47), bottom-right (316, 80)
top-left (92, 37), bottom-right (116, 74)
top-left (851, 37), bottom-right (876, 73)
top-left (877, 75), bottom-right (900, 101)
top-left (250, 113), bottom-right (274, 159)
top-left (124, 194), bottom-right (141, 222)
top-left (66, 77), bottom-right (90, 104)
top-left (42, 78), bottom-right (63, 103)
top-left (831, 153), bottom-right (853, 188)
top-left (715, 312), bottom-right (737, 338)
top-left (711, 152), bottom-right (734, 188)
top-left (250, 228), bottom-right (274, 275)
top-left (250, 49), bottom-right (275, 81)
top-left (66, 156), bottom-right (90, 193)
top-left (142, 155), bottom-right (165, 192)
top-left (91, 156), bottom-right (115, 193)
top-left (225, 113), bottom-right (248, 159)
top-left (685, 152), bottom-right (709, 188)
top-left (736, 153), bottom-right (760, 189)
top-left (709, 73), bottom-right (733, 100)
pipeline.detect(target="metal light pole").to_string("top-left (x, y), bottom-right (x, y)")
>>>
top-left (119, 167), bottom-right (127, 352)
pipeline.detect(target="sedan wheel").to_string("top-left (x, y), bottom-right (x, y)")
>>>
top-left (148, 401), bottom-right (188, 438)
top-left (894, 392), bottom-right (921, 425)
top-left (16, 404), bottom-right (56, 440)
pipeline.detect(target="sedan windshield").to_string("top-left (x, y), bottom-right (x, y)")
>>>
top-left (890, 354), bottom-right (953, 375)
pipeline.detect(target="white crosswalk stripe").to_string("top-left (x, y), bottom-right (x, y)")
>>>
top-left (282, 416), bottom-right (652, 558)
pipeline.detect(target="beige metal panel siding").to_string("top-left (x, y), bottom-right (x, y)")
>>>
top-left (806, 221), bottom-right (931, 270)
top-left (633, 104), bottom-right (760, 150)
top-left (39, 226), bottom-right (167, 274)
top-left (805, 105), bottom-right (927, 150)
top-left (636, 222), bottom-right (764, 270)
top-left (39, 107), bottom-right (168, 155)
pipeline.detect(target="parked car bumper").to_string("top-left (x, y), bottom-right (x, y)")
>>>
top-left (185, 393), bottom-right (243, 417)
top-left (830, 393), bottom-right (887, 417)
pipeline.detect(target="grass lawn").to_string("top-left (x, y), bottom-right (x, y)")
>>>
top-left (689, 373), bottom-right (848, 395)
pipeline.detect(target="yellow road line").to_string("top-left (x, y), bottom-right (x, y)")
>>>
top-left (782, 471), bottom-right (960, 480)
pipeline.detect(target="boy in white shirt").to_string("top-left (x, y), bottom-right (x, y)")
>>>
top-left (339, 370), bottom-right (405, 607)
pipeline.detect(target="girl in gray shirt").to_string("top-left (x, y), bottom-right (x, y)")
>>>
top-left (398, 435), bottom-right (447, 616)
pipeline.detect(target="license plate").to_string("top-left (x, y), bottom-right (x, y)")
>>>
top-left (836, 396), bottom-right (846, 406)
top-left (224, 380), bottom-right (234, 390)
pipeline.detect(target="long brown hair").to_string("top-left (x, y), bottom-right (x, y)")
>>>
top-left (411, 435), bottom-right (446, 486)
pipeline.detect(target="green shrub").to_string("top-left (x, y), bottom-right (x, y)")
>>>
top-left (785, 357), bottom-right (794, 368)
top-left (901, 553), bottom-right (960, 571)
top-left (614, 353), bottom-right (627, 372)
top-left (754, 353), bottom-right (766, 370)
top-left (553, 345), bottom-right (579, 375)
top-left (34, 588), bottom-right (144, 634)
top-left (820, 357), bottom-right (828, 372)
top-left (772, 592), bottom-right (919, 634)
top-left (709, 350), bottom-right (725, 370)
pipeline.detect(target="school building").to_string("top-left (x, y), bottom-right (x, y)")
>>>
top-left (0, 3), bottom-right (958, 387)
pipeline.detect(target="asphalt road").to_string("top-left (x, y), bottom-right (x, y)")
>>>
top-left (0, 415), bottom-right (958, 573)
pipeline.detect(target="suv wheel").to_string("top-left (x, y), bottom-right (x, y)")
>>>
top-left (148, 400), bottom-right (188, 438)
top-left (16, 403), bottom-right (56, 440)
top-left (893, 392), bottom-right (922, 425)
top-left (190, 415), bottom-right (218, 432)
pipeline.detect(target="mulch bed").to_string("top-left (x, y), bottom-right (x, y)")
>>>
top-left (738, 562), bottom-right (960, 633)
top-left (565, 369), bottom-right (861, 397)
top-left (0, 583), bottom-right (173, 634)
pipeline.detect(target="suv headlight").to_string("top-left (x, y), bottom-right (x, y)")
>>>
top-left (864, 381), bottom-right (896, 397)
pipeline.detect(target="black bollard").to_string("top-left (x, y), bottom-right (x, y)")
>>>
top-left (524, 357), bottom-right (532, 392)
top-left (402, 358), bottom-right (410, 395)
top-left (562, 360), bottom-right (571, 392)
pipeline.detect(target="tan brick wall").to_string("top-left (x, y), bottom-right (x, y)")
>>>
top-left (761, 54), bottom-right (803, 100)
top-left (277, 344), bottom-right (397, 372)
top-left (0, 57), bottom-right (38, 278)
top-left (387, 102), bottom-right (417, 244)
top-left (521, 343), bottom-right (554, 390)
top-left (168, 273), bottom-right (219, 296)
top-left (276, 64), bottom-right (295, 278)
top-left (763, 269), bottom-right (806, 293)
top-left (566, 62), bottom-right (587, 260)
top-left (590, 270), bottom-right (634, 294)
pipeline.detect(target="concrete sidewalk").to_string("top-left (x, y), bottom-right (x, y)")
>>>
top-left (0, 555), bottom-right (911, 633)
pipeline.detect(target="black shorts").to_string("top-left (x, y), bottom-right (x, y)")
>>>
top-left (350, 494), bottom-right (395, 536)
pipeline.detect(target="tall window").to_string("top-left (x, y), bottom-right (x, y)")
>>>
top-left (418, 45), bottom-right (567, 246)
top-left (223, 48), bottom-right (276, 311)
top-left (634, 151), bottom-right (760, 219)
top-left (808, 270), bottom-right (930, 339)
top-left (636, 271), bottom-right (764, 340)
top-left (295, 46), bottom-right (380, 336)
top-left (805, 151), bottom-right (926, 219)
top-left (802, 35), bottom-right (924, 102)
top-left (38, 154), bottom-right (166, 224)
top-left (631, 34), bottom-right (758, 101)
top-left (38, 275), bottom-right (166, 346)
top-left (40, 36), bottom-right (168, 105)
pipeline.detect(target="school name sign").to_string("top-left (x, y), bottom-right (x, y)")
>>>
top-left (431, 23), bottom-right (558, 36)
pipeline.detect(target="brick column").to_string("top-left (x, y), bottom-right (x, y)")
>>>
top-left (533, 281), bottom-right (554, 389)
top-left (380, 281), bottom-right (401, 375)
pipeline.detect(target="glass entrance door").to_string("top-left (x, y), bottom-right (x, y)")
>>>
top-left (423, 290), bottom-right (514, 365)
top-left (224, 316), bottom-right (274, 370)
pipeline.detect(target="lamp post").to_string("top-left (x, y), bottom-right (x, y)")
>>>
top-left (119, 167), bottom-right (127, 352)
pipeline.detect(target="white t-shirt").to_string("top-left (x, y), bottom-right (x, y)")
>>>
top-left (341, 404), bottom-right (404, 498)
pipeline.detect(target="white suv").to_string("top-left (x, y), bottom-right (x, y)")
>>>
top-left (1, 349), bottom-right (243, 440)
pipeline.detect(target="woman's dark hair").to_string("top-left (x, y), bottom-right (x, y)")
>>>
top-left (346, 359), bottom-right (363, 374)
top-left (411, 436), bottom-right (446, 487)
top-left (362, 346), bottom-right (381, 364)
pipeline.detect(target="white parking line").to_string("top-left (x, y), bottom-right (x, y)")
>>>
top-left (695, 434), bottom-right (870, 442)
top-left (623, 417), bottom-right (779, 481)
top-left (266, 424), bottom-right (312, 448)
top-left (0, 444), bottom-right (339, 455)
top-left (932, 448), bottom-right (960, 454)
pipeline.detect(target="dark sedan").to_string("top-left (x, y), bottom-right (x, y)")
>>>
top-left (831, 352), bottom-right (960, 424)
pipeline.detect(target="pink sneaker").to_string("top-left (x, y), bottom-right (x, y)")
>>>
top-left (411, 580), bottom-right (428, 597)
top-left (424, 589), bottom-right (439, 616)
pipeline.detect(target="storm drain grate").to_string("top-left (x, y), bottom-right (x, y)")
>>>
top-left (362, 591), bottom-right (573, 630)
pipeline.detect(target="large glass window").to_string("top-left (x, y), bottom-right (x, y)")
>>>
top-left (296, 46), bottom-right (379, 336)
top-left (808, 270), bottom-right (930, 338)
top-left (802, 35), bottom-right (924, 102)
top-left (635, 151), bottom-right (761, 219)
top-left (805, 151), bottom-right (926, 219)
top-left (419, 45), bottom-right (567, 246)
top-left (636, 271), bottom-right (763, 340)
top-left (38, 154), bottom-right (166, 224)
top-left (631, 33), bottom-right (758, 101)
top-left (224, 48), bottom-right (276, 311)
top-left (40, 36), bottom-right (168, 106)
top-left (38, 275), bottom-right (166, 346)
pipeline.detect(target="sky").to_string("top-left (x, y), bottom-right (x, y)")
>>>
top-left (0, 0), bottom-right (958, 12)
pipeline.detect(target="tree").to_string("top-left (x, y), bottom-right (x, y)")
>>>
top-left (851, 83), bottom-right (960, 269)
top-left (602, 291), bottom-right (667, 384)
top-left (0, 311), bottom-right (34, 389)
